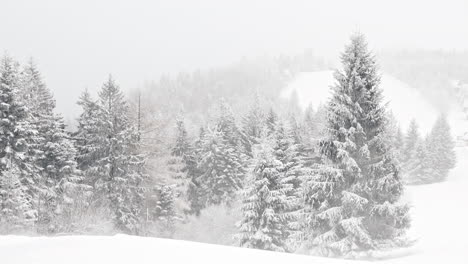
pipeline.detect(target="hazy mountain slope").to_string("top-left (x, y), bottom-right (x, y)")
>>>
top-left (281, 71), bottom-right (439, 134)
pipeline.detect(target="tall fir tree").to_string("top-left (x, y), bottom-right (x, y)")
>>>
top-left (237, 140), bottom-right (296, 252)
top-left (242, 91), bottom-right (265, 153)
top-left (425, 114), bottom-right (456, 183)
top-left (402, 119), bottom-right (420, 162)
top-left (0, 55), bottom-right (38, 230)
top-left (74, 76), bottom-right (146, 234)
top-left (197, 127), bottom-right (245, 207)
top-left (19, 59), bottom-right (85, 233)
top-left (404, 139), bottom-right (432, 184)
top-left (271, 121), bottom-right (305, 249)
top-left (169, 117), bottom-right (191, 189)
top-left (265, 108), bottom-right (279, 136)
top-left (154, 184), bottom-right (180, 238)
top-left (75, 89), bottom-right (103, 185)
top-left (0, 164), bottom-right (35, 232)
top-left (309, 34), bottom-right (409, 256)
top-left (98, 76), bottom-right (146, 234)
top-left (217, 98), bottom-right (250, 156)
top-left (172, 118), bottom-right (191, 158)
top-left (185, 127), bottom-right (206, 215)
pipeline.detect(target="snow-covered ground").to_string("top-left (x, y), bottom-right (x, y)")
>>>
top-left (395, 146), bottom-right (468, 263)
top-left (1, 71), bottom-right (467, 263)
top-left (0, 234), bottom-right (357, 264)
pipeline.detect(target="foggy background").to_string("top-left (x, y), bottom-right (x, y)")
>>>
top-left (1, 0), bottom-right (467, 121)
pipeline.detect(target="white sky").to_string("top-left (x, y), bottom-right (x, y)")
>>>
top-left (1, 0), bottom-right (467, 120)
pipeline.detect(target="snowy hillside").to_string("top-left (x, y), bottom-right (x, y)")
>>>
top-left (281, 71), bottom-right (440, 134)
top-left (0, 234), bottom-right (356, 264)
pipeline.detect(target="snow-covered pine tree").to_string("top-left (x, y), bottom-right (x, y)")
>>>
top-left (168, 117), bottom-right (191, 189)
top-left (217, 98), bottom-right (250, 156)
top-left (0, 163), bottom-right (35, 233)
top-left (159, 116), bottom-right (192, 219)
top-left (287, 113), bottom-right (303, 146)
top-left (19, 59), bottom-right (86, 233)
top-left (404, 139), bottom-right (431, 184)
top-left (75, 89), bottom-right (103, 183)
top-left (425, 114), bottom-right (456, 183)
top-left (154, 184), bottom-right (180, 238)
top-left (301, 103), bottom-right (327, 148)
top-left (242, 91), bottom-right (265, 153)
top-left (0, 55), bottom-right (38, 230)
top-left (236, 139), bottom-right (296, 252)
top-left (302, 103), bottom-right (316, 147)
top-left (270, 121), bottom-right (305, 250)
top-left (402, 119), bottom-right (420, 162)
top-left (217, 98), bottom-right (241, 146)
top-left (311, 103), bottom-right (327, 140)
top-left (399, 119), bottom-right (430, 184)
top-left (197, 127), bottom-right (245, 207)
top-left (265, 108), bottom-right (279, 136)
top-left (172, 117), bottom-right (191, 158)
top-left (311, 34), bottom-right (410, 256)
top-left (185, 127), bottom-right (206, 215)
top-left (0, 55), bottom-right (26, 171)
top-left (94, 76), bottom-right (146, 234)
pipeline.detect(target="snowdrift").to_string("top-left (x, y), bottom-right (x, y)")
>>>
top-left (0, 234), bottom-right (355, 264)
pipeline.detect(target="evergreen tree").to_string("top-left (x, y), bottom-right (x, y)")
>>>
top-left (310, 34), bottom-right (409, 256)
top-left (217, 98), bottom-right (241, 146)
top-left (402, 119), bottom-right (420, 162)
top-left (0, 164), bottom-right (35, 232)
top-left (19, 60), bottom-right (85, 233)
top-left (287, 113), bottom-right (303, 145)
top-left (271, 122), bottom-right (304, 197)
top-left (163, 117), bottom-right (192, 217)
top-left (271, 121), bottom-right (305, 249)
top-left (75, 89), bottom-right (102, 176)
top-left (74, 76), bottom-right (146, 234)
top-left (242, 91), bottom-right (265, 151)
top-left (0, 55), bottom-right (27, 175)
top-left (98, 76), bottom-right (146, 234)
top-left (172, 117), bottom-right (191, 158)
top-left (311, 104), bottom-right (327, 140)
top-left (265, 108), bottom-right (279, 136)
top-left (302, 103), bottom-right (316, 146)
top-left (237, 140), bottom-right (296, 252)
top-left (197, 128), bottom-right (245, 207)
top-left (185, 127), bottom-right (206, 215)
top-left (170, 117), bottom-right (191, 186)
top-left (154, 184), bottom-right (180, 238)
top-left (0, 55), bottom-right (38, 229)
top-left (425, 114), bottom-right (456, 182)
top-left (404, 139), bottom-right (431, 184)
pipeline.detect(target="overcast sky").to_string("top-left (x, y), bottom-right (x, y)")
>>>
top-left (1, 0), bottom-right (467, 120)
